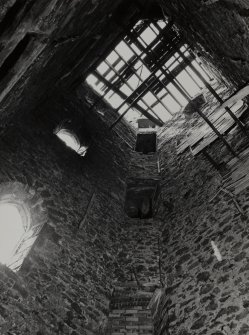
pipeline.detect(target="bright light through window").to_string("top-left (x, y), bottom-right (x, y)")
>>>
top-left (106, 51), bottom-right (118, 64)
top-left (97, 62), bottom-right (108, 75)
top-left (56, 129), bottom-right (88, 157)
top-left (85, 18), bottom-right (214, 127)
top-left (176, 72), bottom-right (200, 97)
top-left (0, 204), bottom-right (24, 265)
top-left (57, 130), bottom-right (79, 151)
top-left (115, 41), bottom-right (134, 61)
top-left (157, 20), bottom-right (167, 29)
top-left (140, 27), bottom-right (157, 45)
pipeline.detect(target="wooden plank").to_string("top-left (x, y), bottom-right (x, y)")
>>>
top-left (78, 192), bottom-right (96, 229)
top-left (213, 85), bottom-right (249, 113)
top-left (177, 101), bottom-right (247, 155)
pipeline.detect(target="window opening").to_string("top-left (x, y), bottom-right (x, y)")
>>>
top-left (124, 180), bottom-right (159, 219)
top-left (135, 132), bottom-right (157, 154)
top-left (0, 182), bottom-right (47, 272)
top-left (86, 19), bottom-right (213, 128)
top-left (0, 203), bottom-right (26, 266)
top-left (55, 128), bottom-right (88, 157)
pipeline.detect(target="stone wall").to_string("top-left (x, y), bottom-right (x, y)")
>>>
top-left (106, 206), bottom-right (160, 335)
top-left (0, 0), bottom-right (131, 131)
top-left (0, 89), bottom-right (134, 335)
top-left (106, 136), bottom-right (161, 334)
top-left (107, 283), bottom-right (154, 335)
top-left (129, 152), bottom-right (159, 181)
top-left (118, 218), bottom-right (161, 287)
top-left (120, 144), bottom-right (161, 286)
top-left (159, 0), bottom-right (249, 86)
top-left (153, 112), bottom-right (249, 334)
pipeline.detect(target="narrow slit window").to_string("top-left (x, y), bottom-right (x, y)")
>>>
top-left (55, 129), bottom-right (88, 157)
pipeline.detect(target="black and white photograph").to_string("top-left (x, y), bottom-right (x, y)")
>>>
top-left (0, 0), bottom-right (248, 334)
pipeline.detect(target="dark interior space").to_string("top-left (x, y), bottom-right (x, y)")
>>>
top-left (135, 133), bottom-right (157, 154)
top-left (124, 180), bottom-right (159, 219)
